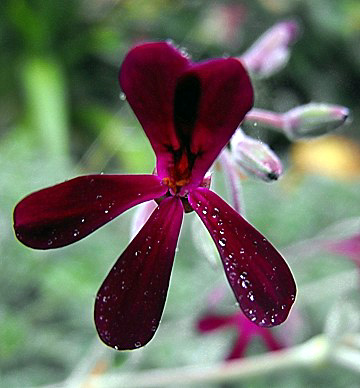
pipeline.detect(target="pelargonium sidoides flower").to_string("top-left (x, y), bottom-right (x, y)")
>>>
top-left (13, 42), bottom-right (296, 350)
top-left (197, 310), bottom-right (284, 360)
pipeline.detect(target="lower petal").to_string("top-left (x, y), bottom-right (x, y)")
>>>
top-left (94, 196), bottom-right (183, 350)
top-left (189, 188), bottom-right (296, 328)
top-left (14, 174), bottom-right (167, 249)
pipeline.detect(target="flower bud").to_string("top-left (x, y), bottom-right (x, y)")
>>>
top-left (230, 128), bottom-right (283, 182)
top-left (284, 103), bottom-right (350, 139)
top-left (241, 20), bottom-right (300, 78)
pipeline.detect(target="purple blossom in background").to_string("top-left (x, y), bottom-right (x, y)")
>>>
top-left (325, 235), bottom-right (360, 267)
top-left (197, 310), bottom-right (285, 360)
top-left (13, 42), bottom-right (296, 350)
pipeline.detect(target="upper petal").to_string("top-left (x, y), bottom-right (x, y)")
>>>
top-left (180, 58), bottom-right (253, 189)
top-left (95, 196), bottom-right (183, 350)
top-left (120, 42), bottom-right (254, 187)
top-left (188, 188), bottom-right (296, 328)
top-left (119, 42), bottom-right (190, 178)
top-left (14, 174), bottom-right (167, 249)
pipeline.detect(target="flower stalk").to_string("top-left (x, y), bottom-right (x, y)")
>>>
top-left (76, 335), bottom-right (360, 388)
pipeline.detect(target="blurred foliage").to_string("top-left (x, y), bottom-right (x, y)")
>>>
top-left (1, 0), bottom-right (360, 387)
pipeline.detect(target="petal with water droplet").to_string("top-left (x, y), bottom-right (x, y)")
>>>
top-left (189, 188), bottom-right (296, 328)
top-left (14, 174), bottom-right (167, 249)
top-left (119, 42), bottom-right (188, 179)
top-left (95, 196), bottom-right (183, 350)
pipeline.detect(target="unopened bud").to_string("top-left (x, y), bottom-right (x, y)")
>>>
top-left (230, 128), bottom-right (283, 182)
top-left (241, 20), bottom-right (300, 78)
top-left (284, 103), bottom-right (350, 139)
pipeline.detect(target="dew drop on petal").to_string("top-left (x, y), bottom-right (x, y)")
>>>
top-left (134, 341), bottom-right (142, 348)
top-left (218, 238), bottom-right (226, 247)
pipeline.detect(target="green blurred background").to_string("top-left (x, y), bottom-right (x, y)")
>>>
top-left (1, 0), bottom-right (360, 387)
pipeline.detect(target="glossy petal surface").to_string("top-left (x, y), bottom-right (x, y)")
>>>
top-left (14, 174), bottom-right (167, 249)
top-left (95, 196), bottom-right (183, 350)
top-left (120, 42), bottom-right (253, 187)
top-left (189, 188), bottom-right (296, 327)
top-left (119, 42), bottom-right (189, 178)
top-left (181, 58), bottom-right (253, 188)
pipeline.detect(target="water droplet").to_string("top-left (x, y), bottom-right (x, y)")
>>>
top-left (134, 341), bottom-right (142, 348)
top-left (259, 318), bottom-right (266, 326)
top-left (96, 194), bottom-right (103, 200)
top-left (47, 239), bottom-right (53, 246)
top-left (144, 290), bottom-right (149, 296)
top-left (119, 92), bottom-right (126, 101)
top-left (73, 229), bottom-right (80, 237)
top-left (219, 238), bottom-right (226, 247)
top-left (241, 279), bottom-right (251, 289)
top-left (254, 122), bottom-right (258, 127)
top-left (180, 47), bottom-right (190, 58)
top-left (104, 210), bottom-right (109, 214)
top-left (151, 326), bottom-right (157, 332)
top-left (253, 240), bottom-right (258, 246)
top-left (81, 218), bottom-right (85, 223)
top-left (219, 229), bottom-right (225, 235)
top-left (247, 291), bottom-right (255, 302)
top-left (239, 248), bottom-right (245, 254)
top-left (114, 345), bottom-right (119, 350)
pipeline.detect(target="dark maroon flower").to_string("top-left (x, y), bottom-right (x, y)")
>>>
top-left (197, 310), bottom-right (284, 360)
top-left (13, 42), bottom-right (296, 350)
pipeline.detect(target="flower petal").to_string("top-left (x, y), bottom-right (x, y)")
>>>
top-left (119, 42), bottom-right (189, 178)
top-left (197, 313), bottom-right (233, 333)
top-left (226, 336), bottom-right (250, 360)
top-left (14, 174), bottom-right (167, 249)
top-left (95, 196), bottom-right (183, 350)
top-left (189, 188), bottom-right (296, 328)
top-left (180, 58), bottom-right (253, 189)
